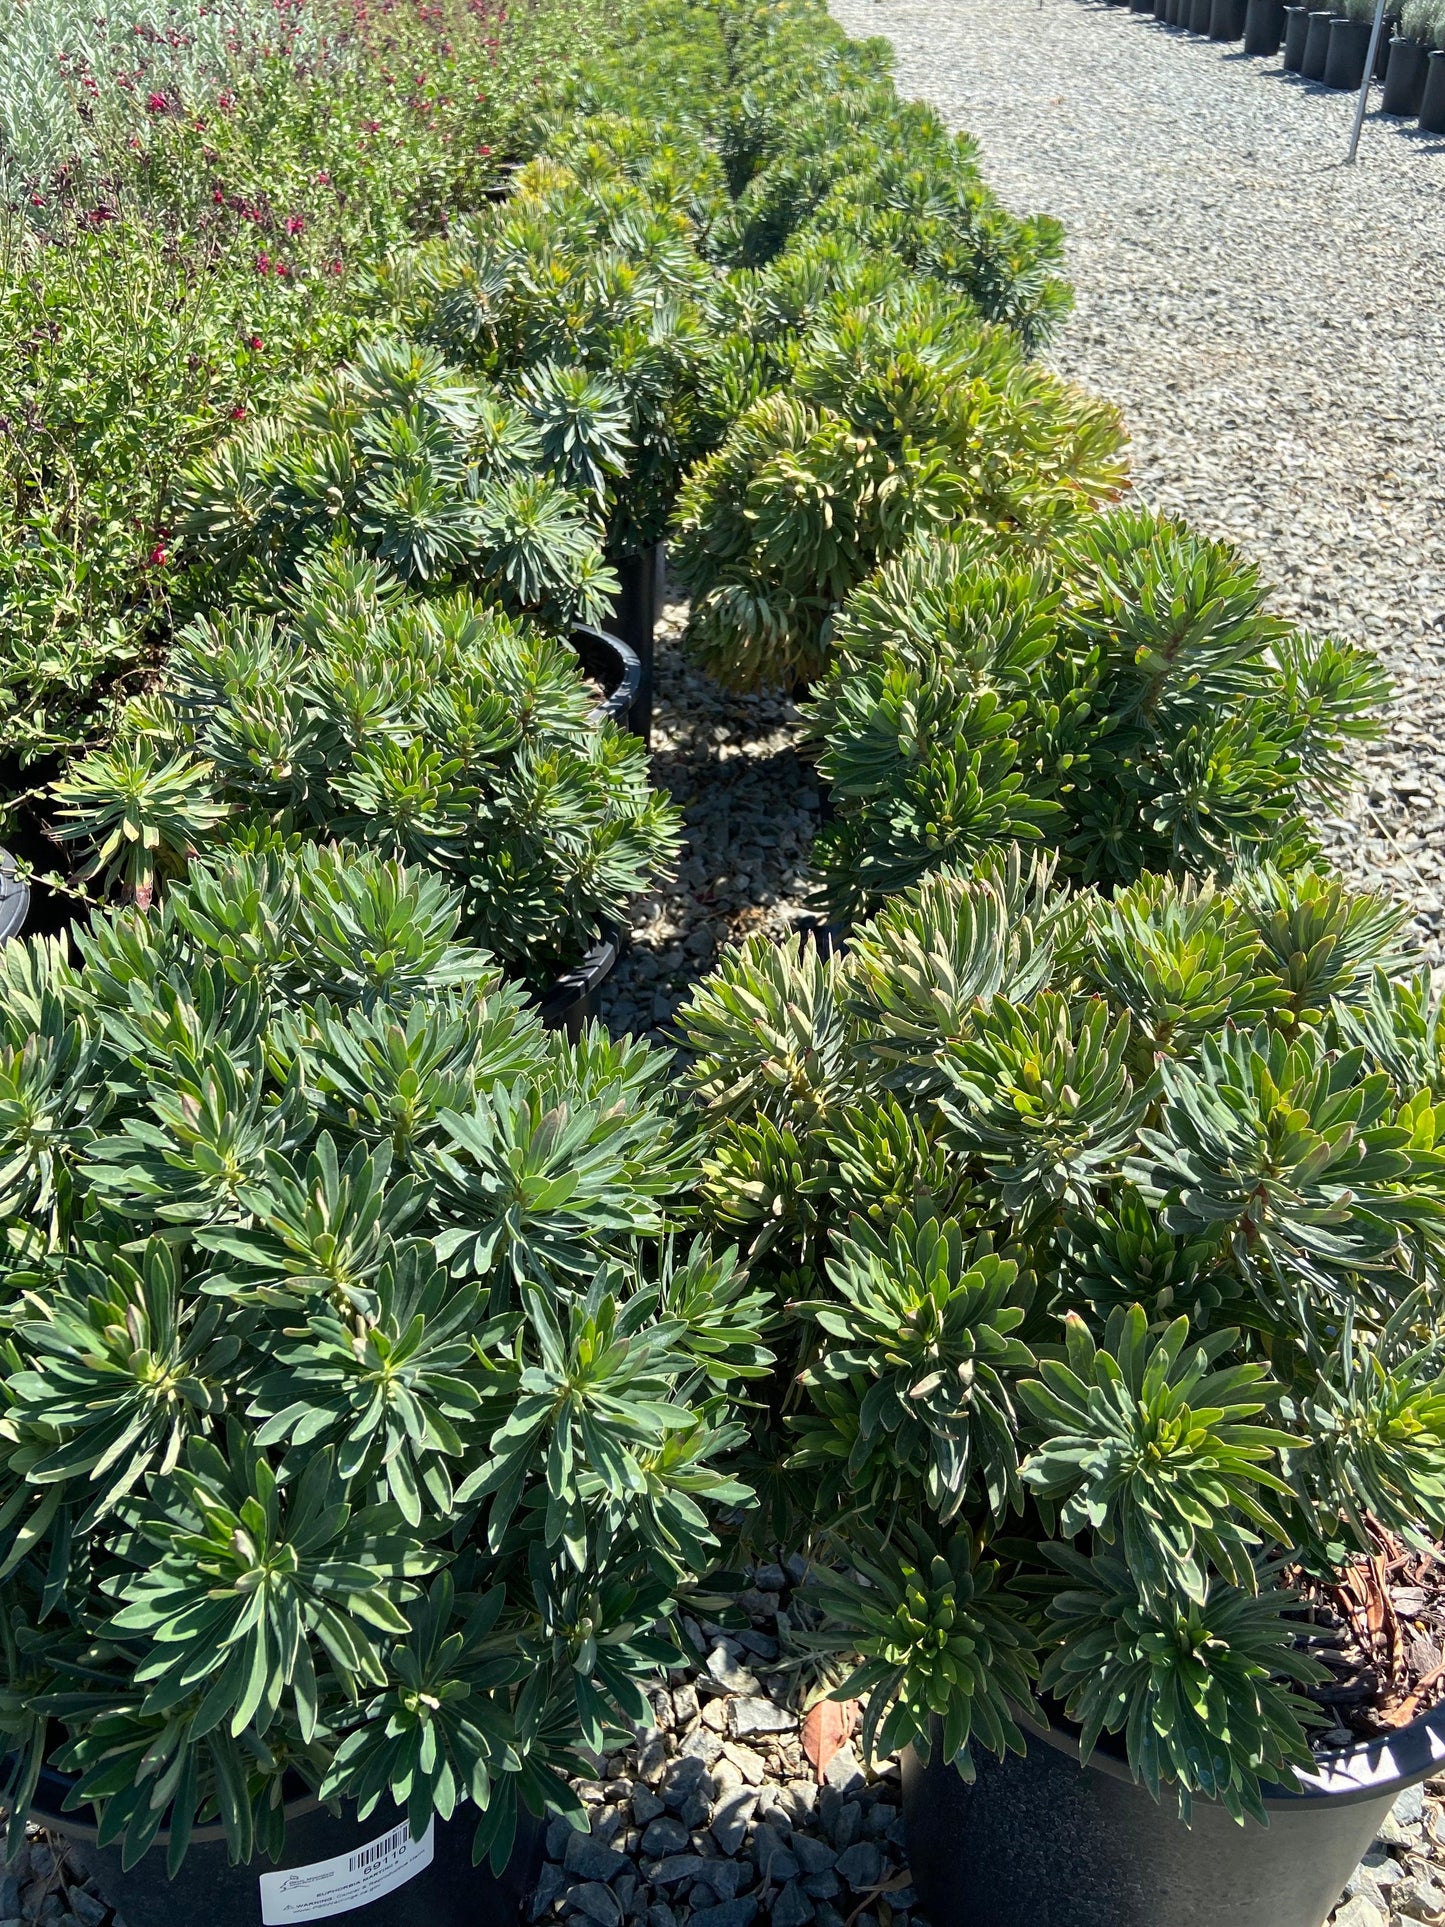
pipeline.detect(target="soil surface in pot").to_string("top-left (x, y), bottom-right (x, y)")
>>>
top-left (1293, 1530), bottom-right (1445, 1749)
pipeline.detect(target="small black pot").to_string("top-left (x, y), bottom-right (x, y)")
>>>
top-left (1189, 0), bottom-right (1214, 31)
top-left (1383, 33), bottom-right (1432, 110)
top-left (1211, 0), bottom-right (1249, 35)
top-left (1302, 6), bottom-right (1336, 75)
top-left (535, 925), bottom-right (621, 1038)
top-left (568, 625), bottom-right (643, 730)
top-left (32, 1762), bottom-right (543, 1927)
top-left (1130, 0), bottom-right (1155, 14)
top-left (1324, 14), bottom-right (1372, 85)
top-left (1244, 0), bottom-right (1287, 49)
top-left (1154, 0), bottom-right (1170, 20)
top-left (606, 542), bottom-right (665, 745)
top-left (903, 1699), bottom-right (1445, 1927)
top-left (482, 159), bottom-right (520, 203)
top-left (1283, 2), bottom-right (1313, 62)
top-left (1375, 15), bottom-right (1397, 75)
top-left (0, 849), bottom-right (28, 943)
top-left (1419, 45), bottom-right (1445, 129)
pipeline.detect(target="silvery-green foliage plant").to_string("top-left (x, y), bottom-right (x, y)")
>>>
top-left (0, 0), bottom-right (299, 197)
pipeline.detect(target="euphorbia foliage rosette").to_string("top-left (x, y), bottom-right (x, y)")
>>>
top-left (677, 852), bottom-right (1445, 1821)
top-left (0, 845), bottom-right (768, 1872)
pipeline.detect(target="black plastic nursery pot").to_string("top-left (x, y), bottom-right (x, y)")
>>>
top-left (1419, 46), bottom-right (1445, 129)
top-left (902, 1699), bottom-right (1445, 1927)
top-left (1130, 0), bottom-right (1155, 15)
top-left (1244, 0), bottom-right (1287, 51)
top-left (534, 924), bottom-right (621, 1039)
top-left (606, 541), bottom-right (665, 746)
top-left (1154, 0), bottom-right (1170, 21)
top-left (568, 624), bottom-right (643, 730)
top-left (1189, 0), bottom-right (1214, 32)
top-left (1302, 6), bottom-right (1336, 75)
top-left (1283, 3), bottom-right (1312, 63)
top-left (30, 1763), bottom-right (544, 1927)
top-left (1210, 0), bottom-right (1248, 36)
top-left (1384, 33), bottom-right (1433, 109)
top-left (1324, 14), bottom-right (1373, 84)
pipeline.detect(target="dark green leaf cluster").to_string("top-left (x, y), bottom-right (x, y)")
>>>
top-left (177, 336), bottom-right (625, 629)
top-left (0, 842), bottom-right (766, 1870)
top-left (49, 551), bottom-right (681, 976)
top-left (676, 854), bottom-right (1445, 1818)
top-left (808, 513), bottom-right (1390, 917)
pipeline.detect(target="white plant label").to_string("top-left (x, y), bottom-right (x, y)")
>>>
top-left (258, 1817), bottom-right (435, 1923)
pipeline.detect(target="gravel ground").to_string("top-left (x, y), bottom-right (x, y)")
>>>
top-left (832, 0), bottom-right (1445, 954)
top-left (597, 585), bottom-right (822, 1044)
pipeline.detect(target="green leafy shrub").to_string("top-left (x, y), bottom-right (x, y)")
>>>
top-left (176, 335), bottom-right (631, 628)
top-left (0, 837), bottom-right (765, 1868)
top-left (671, 286), bottom-right (1128, 690)
top-left (806, 511), bottom-right (1390, 918)
top-left (402, 127), bottom-right (727, 556)
top-left (47, 549), bottom-right (681, 973)
top-left (0, 0), bottom-right (612, 772)
top-left (674, 853), bottom-right (1445, 1820)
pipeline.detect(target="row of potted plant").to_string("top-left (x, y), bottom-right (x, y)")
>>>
top-left (1, 3), bottom-right (1437, 1927)
top-left (0, 3), bottom-right (1125, 1920)
top-left (1106, 0), bottom-right (1445, 139)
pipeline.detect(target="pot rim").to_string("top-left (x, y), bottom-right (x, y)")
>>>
top-left (1014, 1693), bottom-right (1445, 1810)
top-left (534, 922), bottom-right (621, 1027)
top-left (0, 848), bottom-right (29, 944)
top-left (569, 623), bottom-right (643, 728)
top-left (21, 1759), bottom-right (323, 1850)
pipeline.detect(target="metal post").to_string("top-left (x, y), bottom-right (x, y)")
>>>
top-left (1345, 0), bottom-right (1390, 162)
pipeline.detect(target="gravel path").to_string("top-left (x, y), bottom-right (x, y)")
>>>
top-left (598, 584), bottom-right (821, 1044)
top-left (832, 0), bottom-right (1445, 953)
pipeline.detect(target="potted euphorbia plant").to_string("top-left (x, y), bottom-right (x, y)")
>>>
top-left (45, 550), bottom-right (680, 1017)
top-left (675, 850), bottom-right (1445, 1927)
top-left (0, 840), bottom-right (766, 1927)
top-left (802, 512), bottom-right (1389, 925)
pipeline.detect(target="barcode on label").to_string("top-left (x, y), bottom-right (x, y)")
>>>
top-left (348, 1823), bottom-right (411, 1873)
top-left (259, 1816), bottom-right (435, 1923)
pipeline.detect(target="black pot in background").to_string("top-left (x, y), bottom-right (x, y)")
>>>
top-left (902, 1700), bottom-right (1445, 1927)
top-left (1419, 45), bottom-right (1445, 129)
top-left (1189, 0), bottom-right (1214, 31)
top-left (1283, 2), bottom-right (1312, 62)
top-left (1302, 7), bottom-right (1336, 75)
top-left (33, 1762), bottom-right (544, 1927)
top-left (535, 925), bottom-right (621, 1039)
top-left (1375, 16), bottom-right (1398, 75)
top-left (1211, 0), bottom-right (1249, 35)
top-left (1324, 14), bottom-right (1373, 84)
top-left (568, 624), bottom-right (643, 730)
top-left (1383, 33), bottom-right (1432, 110)
top-left (0, 850), bottom-right (27, 943)
top-left (607, 541), bottom-right (664, 745)
top-left (1154, 0), bottom-right (1170, 19)
top-left (1244, 0), bottom-right (1287, 49)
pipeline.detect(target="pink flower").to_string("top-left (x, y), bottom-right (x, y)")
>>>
top-left (255, 250), bottom-right (270, 272)
top-left (148, 544), bottom-right (169, 568)
top-left (285, 214), bottom-right (304, 234)
top-left (313, 169), bottom-right (330, 183)
top-left (213, 187), bottom-right (225, 203)
top-left (145, 90), bottom-right (168, 112)
top-left (328, 257), bottom-right (343, 273)
top-left (247, 332), bottom-right (263, 350)
top-left (229, 403), bottom-right (247, 419)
